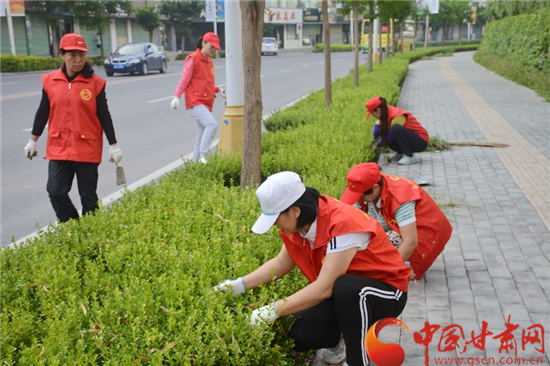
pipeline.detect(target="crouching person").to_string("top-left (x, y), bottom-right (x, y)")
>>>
top-left (215, 172), bottom-right (410, 365)
top-left (341, 163), bottom-right (453, 280)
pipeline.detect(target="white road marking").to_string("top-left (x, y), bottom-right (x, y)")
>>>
top-left (148, 96), bottom-right (173, 103)
top-left (302, 64), bottom-right (310, 67)
top-left (1, 82), bottom-right (18, 85)
top-left (281, 69), bottom-right (290, 73)
top-left (21, 128), bottom-right (32, 132)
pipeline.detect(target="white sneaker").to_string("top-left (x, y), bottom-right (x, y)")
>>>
top-left (398, 154), bottom-right (419, 165)
top-left (199, 156), bottom-right (208, 164)
top-left (390, 153), bottom-right (403, 164)
top-left (319, 336), bottom-right (346, 364)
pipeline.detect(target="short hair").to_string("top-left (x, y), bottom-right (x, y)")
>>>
top-left (363, 176), bottom-right (384, 195)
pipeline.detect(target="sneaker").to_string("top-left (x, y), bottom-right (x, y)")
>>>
top-left (320, 336), bottom-right (346, 364)
top-left (390, 153), bottom-right (404, 164)
top-left (199, 156), bottom-right (208, 164)
top-left (398, 154), bottom-right (419, 165)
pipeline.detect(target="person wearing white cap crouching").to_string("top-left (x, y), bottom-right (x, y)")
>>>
top-left (214, 171), bottom-right (411, 365)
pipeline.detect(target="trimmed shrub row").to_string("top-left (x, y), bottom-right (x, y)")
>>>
top-left (0, 54), bottom-right (63, 73)
top-left (480, 9), bottom-right (549, 73)
top-left (313, 43), bottom-right (354, 53)
top-left (1, 46), bottom-right (468, 364)
top-left (1, 55), bottom-right (108, 73)
top-left (176, 51), bottom-right (226, 61)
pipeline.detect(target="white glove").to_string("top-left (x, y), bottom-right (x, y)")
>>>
top-left (109, 145), bottom-right (123, 164)
top-left (213, 277), bottom-right (246, 297)
top-left (250, 303), bottom-right (279, 327)
top-left (24, 138), bottom-right (37, 160)
top-left (170, 96), bottom-right (180, 110)
top-left (219, 88), bottom-right (226, 99)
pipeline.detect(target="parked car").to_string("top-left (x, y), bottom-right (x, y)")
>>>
top-left (104, 42), bottom-right (167, 76)
top-left (261, 37), bottom-right (278, 56)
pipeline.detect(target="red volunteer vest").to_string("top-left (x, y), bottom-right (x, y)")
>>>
top-left (184, 49), bottom-right (216, 111)
top-left (42, 69), bottom-right (106, 163)
top-left (378, 175), bottom-right (453, 279)
top-left (387, 105), bottom-right (429, 143)
top-left (280, 195), bottom-right (411, 292)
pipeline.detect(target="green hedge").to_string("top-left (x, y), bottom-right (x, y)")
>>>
top-left (479, 9), bottom-right (549, 73)
top-left (313, 43), bottom-right (353, 53)
top-left (176, 51), bottom-right (226, 60)
top-left (415, 40), bottom-right (481, 48)
top-left (1, 46), bottom-right (467, 364)
top-left (0, 54), bottom-right (107, 73)
top-left (0, 55), bottom-right (62, 73)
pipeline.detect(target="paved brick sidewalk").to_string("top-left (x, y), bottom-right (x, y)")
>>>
top-left (378, 51), bottom-right (550, 366)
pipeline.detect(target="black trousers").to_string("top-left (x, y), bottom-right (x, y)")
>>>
top-left (46, 160), bottom-right (99, 222)
top-left (388, 124), bottom-right (428, 157)
top-left (288, 275), bottom-right (407, 366)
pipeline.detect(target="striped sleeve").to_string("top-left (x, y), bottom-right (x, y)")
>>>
top-left (395, 201), bottom-right (417, 227)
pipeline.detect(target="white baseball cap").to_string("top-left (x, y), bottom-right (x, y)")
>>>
top-left (251, 172), bottom-right (306, 234)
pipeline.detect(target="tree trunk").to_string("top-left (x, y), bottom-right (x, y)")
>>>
top-left (385, 31), bottom-right (389, 59)
top-left (181, 36), bottom-right (185, 52)
top-left (378, 17), bottom-right (382, 64)
top-left (239, 0), bottom-right (265, 189)
top-left (322, 0), bottom-right (332, 106)
top-left (459, 24), bottom-right (462, 45)
top-left (353, 0), bottom-right (359, 87)
top-left (368, 1), bottom-right (374, 72)
top-left (149, 30), bottom-right (154, 43)
top-left (400, 23), bottom-right (404, 53)
top-left (51, 25), bottom-right (59, 58)
top-left (413, 17), bottom-right (417, 50)
top-left (441, 23), bottom-right (446, 47)
top-left (99, 33), bottom-right (104, 57)
top-left (390, 20), bottom-right (395, 57)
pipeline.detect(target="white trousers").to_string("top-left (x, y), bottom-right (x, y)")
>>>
top-left (187, 105), bottom-right (218, 161)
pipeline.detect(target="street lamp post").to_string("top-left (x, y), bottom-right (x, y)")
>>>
top-left (218, 0), bottom-right (245, 154)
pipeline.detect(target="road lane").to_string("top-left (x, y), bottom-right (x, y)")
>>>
top-left (1, 51), bottom-right (362, 245)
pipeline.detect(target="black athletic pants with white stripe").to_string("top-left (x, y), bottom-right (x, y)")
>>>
top-left (288, 274), bottom-right (407, 366)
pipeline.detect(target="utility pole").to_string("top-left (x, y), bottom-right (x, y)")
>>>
top-left (5, 2), bottom-right (16, 54)
top-left (218, 0), bottom-right (244, 154)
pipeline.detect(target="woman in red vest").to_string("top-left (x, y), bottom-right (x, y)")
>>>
top-left (24, 33), bottom-right (122, 223)
top-left (341, 163), bottom-right (453, 280)
top-left (215, 172), bottom-right (410, 365)
top-left (170, 32), bottom-right (225, 163)
top-left (366, 96), bottom-right (429, 165)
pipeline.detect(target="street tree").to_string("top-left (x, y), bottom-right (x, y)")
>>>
top-left (72, 0), bottom-right (133, 57)
top-left (429, 0), bottom-right (469, 46)
top-left (160, 0), bottom-right (203, 52)
top-left (368, 0), bottom-right (375, 72)
top-left (338, 1), bottom-right (369, 86)
top-left (27, 1), bottom-right (74, 57)
top-left (485, 0), bottom-right (549, 21)
top-left (135, 4), bottom-right (161, 43)
top-left (322, 0), bottom-right (332, 106)
top-left (391, 1), bottom-right (415, 54)
top-left (240, 0), bottom-right (265, 188)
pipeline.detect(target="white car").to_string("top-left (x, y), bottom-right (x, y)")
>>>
top-left (261, 37), bottom-right (278, 56)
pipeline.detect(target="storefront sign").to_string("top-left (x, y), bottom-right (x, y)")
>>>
top-left (265, 8), bottom-right (303, 24)
top-left (304, 8), bottom-right (320, 22)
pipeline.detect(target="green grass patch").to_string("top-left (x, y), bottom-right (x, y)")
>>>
top-left (474, 48), bottom-right (550, 101)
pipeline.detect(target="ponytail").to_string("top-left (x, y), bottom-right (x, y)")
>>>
top-left (195, 36), bottom-right (203, 50)
top-left (378, 97), bottom-right (389, 146)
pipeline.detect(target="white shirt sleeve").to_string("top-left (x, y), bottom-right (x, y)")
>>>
top-left (326, 232), bottom-right (371, 254)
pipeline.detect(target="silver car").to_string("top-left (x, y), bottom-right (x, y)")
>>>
top-left (261, 37), bottom-right (278, 56)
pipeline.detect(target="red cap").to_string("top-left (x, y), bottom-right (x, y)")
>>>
top-left (203, 32), bottom-right (221, 50)
top-left (340, 163), bottom-right (381, 205)
top-left (59, 33), bottom-right (88, 52)
top-left (365, 97), bottom-right (382, 120)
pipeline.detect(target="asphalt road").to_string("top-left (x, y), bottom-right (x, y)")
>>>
top-left (1, 50), bottom-right (362, 246)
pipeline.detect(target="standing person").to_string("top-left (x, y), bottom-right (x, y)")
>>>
top-left (23, 33), bottom-right (123, 223)
top-left (215, 172), bottom-right (410, 365)
top-left (340, 163), bottom-right (452, 279)
top-left (170, 32), bottom-right (225, 163)
top-left (366, 96), bottom-right (429, 165)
